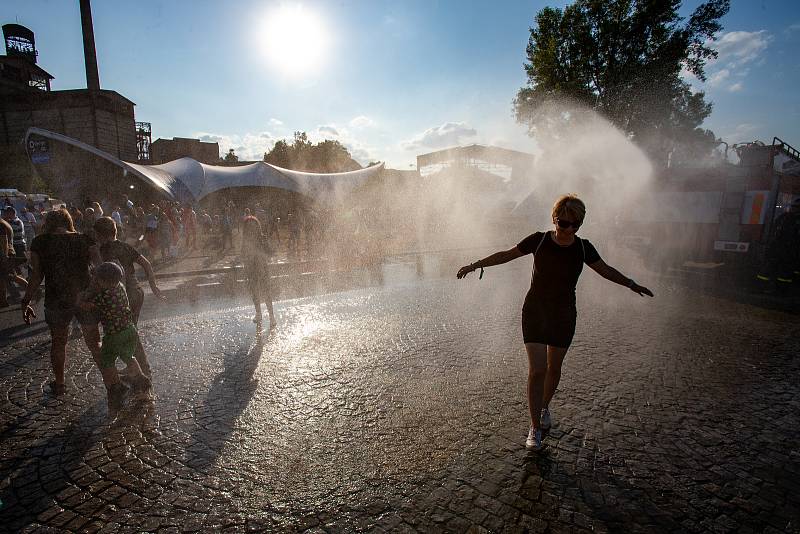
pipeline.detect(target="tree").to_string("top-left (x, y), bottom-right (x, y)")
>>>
top-left (264, 131), bottom-right (362, 172)
top-left (222, 148), bottom-right (239, 165)
top-left (264, 140), bottom-right (291, 168)
top-left (514, 0), bottom-right (730, 165)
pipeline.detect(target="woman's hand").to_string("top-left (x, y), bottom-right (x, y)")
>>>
top-left (22, 303), bottom-right (36, 324)
top-left (631, 283), bottom-right (654, 297)
top-left (456, 264), bottom-right (476, 279)
top-left (152, 286), bottom-right (167, 302)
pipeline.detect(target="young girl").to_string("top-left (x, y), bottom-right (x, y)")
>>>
top-left (241, 216), bottom-right (276, 330)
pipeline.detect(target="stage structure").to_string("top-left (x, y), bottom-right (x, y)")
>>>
top-left (25, 127), bottom-right (384, 206)
top-left (416, 144), bottom-right (534, 181)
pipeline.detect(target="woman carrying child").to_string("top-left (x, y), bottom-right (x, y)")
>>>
top-left (241, 216), bottom-right (276, 330)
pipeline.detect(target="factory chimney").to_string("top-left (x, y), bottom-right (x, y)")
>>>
top-left (79, 0), bottom-right (100, 91)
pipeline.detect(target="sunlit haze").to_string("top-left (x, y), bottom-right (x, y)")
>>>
top-left (2, 1), bottom-right (799, 168)
top-left (257, 4), bottom-right (329, 78)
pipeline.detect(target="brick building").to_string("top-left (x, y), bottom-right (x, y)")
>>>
top-left (151, 137), bottom-right (220, 165)
top-left (0, 16), bottom-right (139, 202)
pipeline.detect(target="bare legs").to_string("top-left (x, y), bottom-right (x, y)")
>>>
top-left (49, 325), bottom-right (69, 386)
top-left (525, 343), bottom-right (569, 429)
top-left (129, 288), bottom-right (151, 377)
top-left (250, 285), bottom-right (275, 328)
top-left (48, 321), bottom-right (119, 389)
top-left (543, 346), bottom-right (568, 409)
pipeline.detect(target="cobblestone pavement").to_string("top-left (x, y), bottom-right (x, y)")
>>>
top-left (1, 261), bottom-right (799, 533)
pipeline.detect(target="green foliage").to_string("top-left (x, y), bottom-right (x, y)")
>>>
top-left (222, 148), bottom-right (239, 164)
top-left (514, 0), bottom-right (730, 165)
top-left (264, 131), bottom-right (362, 172)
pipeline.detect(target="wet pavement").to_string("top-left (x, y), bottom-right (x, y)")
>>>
top-left (1, 260), bottom-right (799, 533)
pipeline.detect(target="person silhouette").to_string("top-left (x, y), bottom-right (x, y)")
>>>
top-left (457, 194), bottom-right (653, 451)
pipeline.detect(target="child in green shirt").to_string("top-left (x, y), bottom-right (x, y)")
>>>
top-left (81, 262), bottom-right (152, 413)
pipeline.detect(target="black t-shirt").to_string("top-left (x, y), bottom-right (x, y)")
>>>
top-left (30, 233), bottom-right (96, 308)
top-left (517, 231), bottom-right (601, 303)
top-left (100, 240), bottom-right (142, 288)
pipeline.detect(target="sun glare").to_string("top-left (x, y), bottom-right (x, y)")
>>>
top-left (259, 5), bottom-right (328, 77)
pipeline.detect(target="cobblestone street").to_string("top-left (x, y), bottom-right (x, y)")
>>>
top-left (1, 261), bottom-right (799, 533)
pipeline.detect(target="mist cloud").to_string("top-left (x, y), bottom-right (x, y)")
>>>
top-left (402, 122), bottom-right (477, 150)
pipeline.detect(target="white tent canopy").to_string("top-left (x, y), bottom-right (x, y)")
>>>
top-left (25, 127), bottom-right (384, 203)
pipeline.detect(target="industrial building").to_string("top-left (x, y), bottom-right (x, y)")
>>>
top-left (0, 1), bottom-right (144, 202)
top-left (151, 137), bottom-right (220, 165)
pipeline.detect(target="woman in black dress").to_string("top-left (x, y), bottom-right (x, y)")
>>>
top-left (457, 194), bottom-right (653, 451)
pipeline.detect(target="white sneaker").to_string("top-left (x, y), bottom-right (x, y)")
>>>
top-left (541, 408), bottom-right (552, 430)
top-left (525, 427), bottom-right (543, 451)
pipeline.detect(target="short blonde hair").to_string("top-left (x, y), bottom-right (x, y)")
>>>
top-left (552, 194), bottom-right (586, 224)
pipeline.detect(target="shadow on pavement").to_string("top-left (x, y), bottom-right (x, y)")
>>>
top-left (1, 400), bottom-right (108, 532)
top-left (182, 335), bottom-right (266, 470)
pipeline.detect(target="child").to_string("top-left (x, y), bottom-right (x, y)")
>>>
top-left (81, 262), bottom-right (152, 412)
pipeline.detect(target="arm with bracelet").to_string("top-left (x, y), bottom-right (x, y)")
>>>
top-left (456, 246), bottom-right (525, 279)
top-left (586, 258), bottom-right (653, 297)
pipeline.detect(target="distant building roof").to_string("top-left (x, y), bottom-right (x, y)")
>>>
top-left (416, 144), bottom-right (535, 170)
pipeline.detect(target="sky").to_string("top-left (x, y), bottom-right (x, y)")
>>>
top-left (3, 0), bottom-right (800, 168)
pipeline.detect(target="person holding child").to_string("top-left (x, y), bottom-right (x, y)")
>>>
top-left (94, 216), bottom-right (165, 377)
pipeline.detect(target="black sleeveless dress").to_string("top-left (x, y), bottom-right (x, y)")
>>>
top-left (517, 231), bottom-right (601, 348)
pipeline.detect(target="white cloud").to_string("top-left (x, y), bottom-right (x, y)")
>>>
top-left (727, 82), bottom-right (743, 93)
top-left (706, 68), bottom-right (730, 88)
top-left (401, 122), bottom-right (478, 150)
top-left (721, 123), bottom-right (761, 142)
top-left (349, 115), bottom-right (375, 129)
top-left (195, 131), bottom-right (277, 161)
top-left (788, 23), bottom-right (800, 32)
top-left (712, 30), bottom-right (771, 67)
top-left (696, 30), bottom-right (772, 93)
top-left (268, 118), bottom-right (284, 127)
top-left (317, 125), bottom-right (340, 137)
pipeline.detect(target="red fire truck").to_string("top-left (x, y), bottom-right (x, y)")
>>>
top-left (622, 138), bottom-right (800, 274)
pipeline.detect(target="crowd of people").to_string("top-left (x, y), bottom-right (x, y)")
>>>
top-left (3, 193), bottom-right (282, 417)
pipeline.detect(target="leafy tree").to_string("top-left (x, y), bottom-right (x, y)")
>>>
top-left (222, 148), bottom-right (239, 164)
top-left (514, 0), bottom-right (730, 165)
top-left (264, 131), bottom-right (361, 172)
top-left (264, 140), bottom-right (291, 168)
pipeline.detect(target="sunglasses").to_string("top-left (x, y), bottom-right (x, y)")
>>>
top-left (556, 218), bottom-right (581, 229)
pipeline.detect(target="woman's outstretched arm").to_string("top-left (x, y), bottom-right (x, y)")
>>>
top-left (588, 259), bottom-right (654, 297)
top-left (457, 246), bottom-right (524, 279)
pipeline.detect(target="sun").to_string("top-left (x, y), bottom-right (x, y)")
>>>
top-left (258, 5), bottom-right (329, 77)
